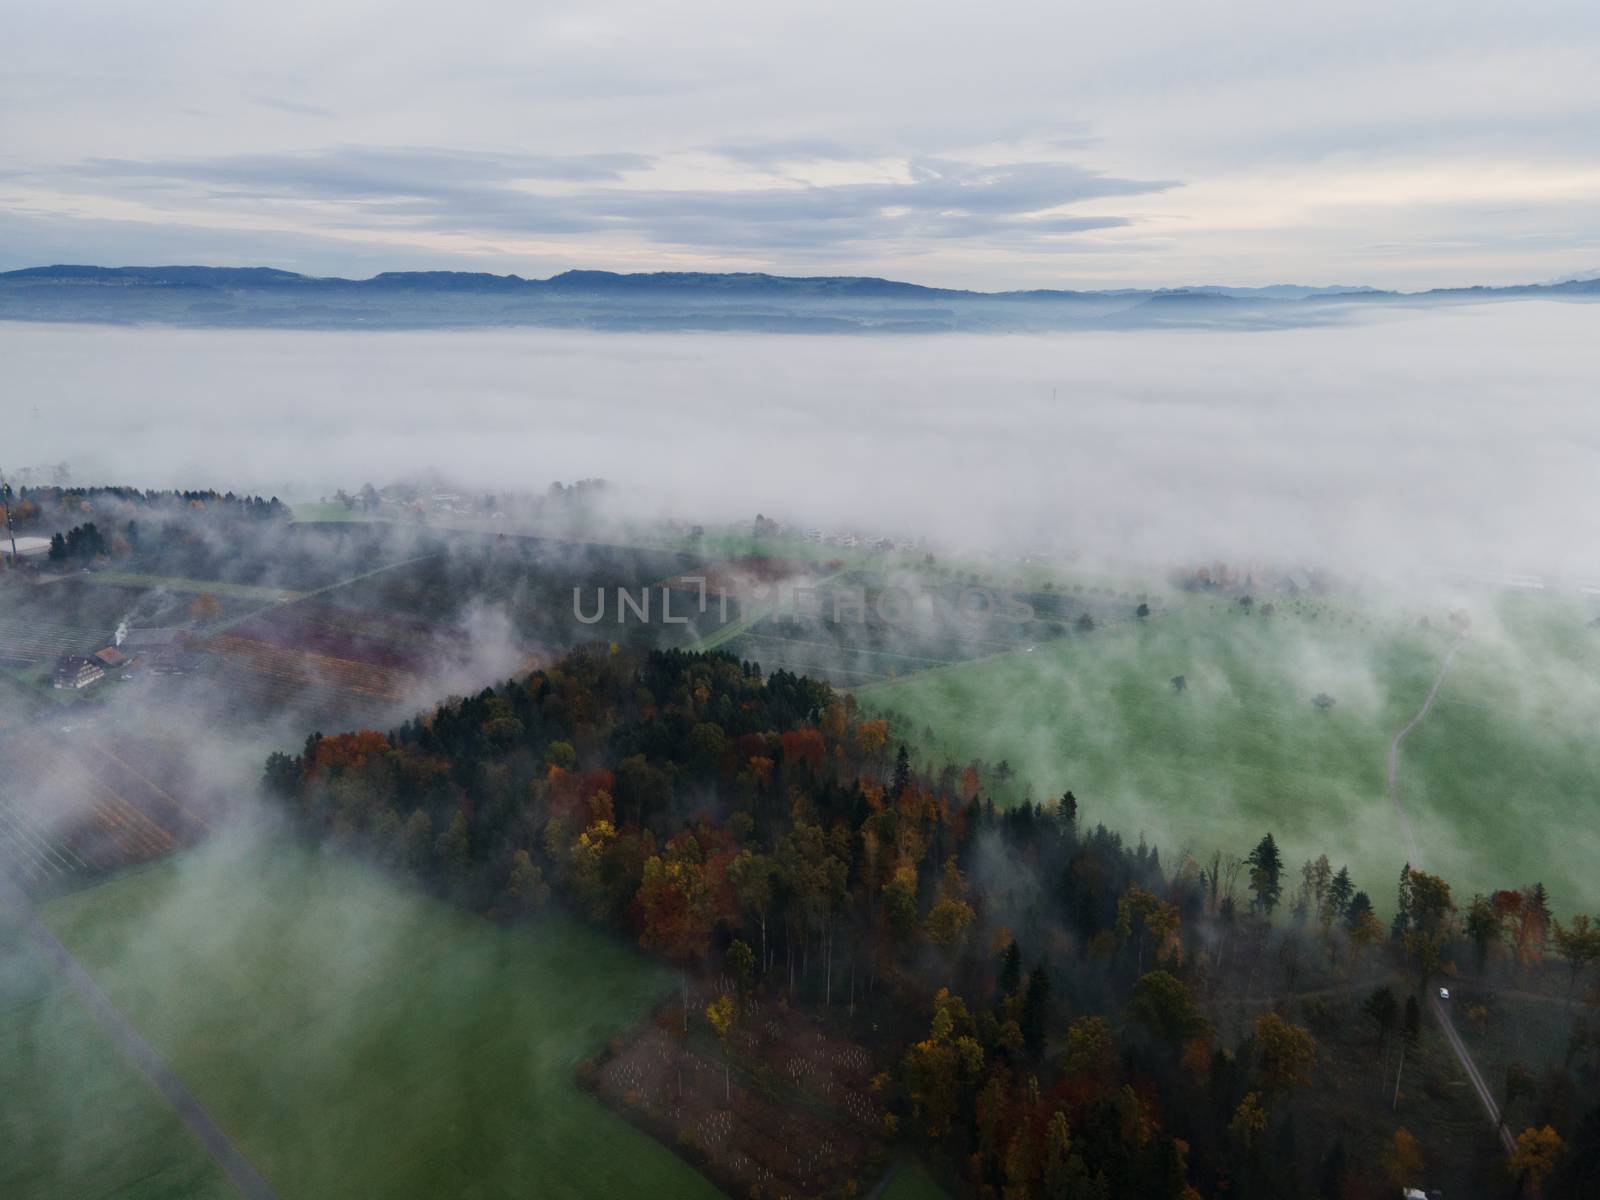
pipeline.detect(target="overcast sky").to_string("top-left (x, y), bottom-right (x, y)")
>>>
top-left (5, 1), bottom-right (1599, 289)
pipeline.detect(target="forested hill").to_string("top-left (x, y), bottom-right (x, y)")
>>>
top-left (263, 645), bottom-right (1600, 1199)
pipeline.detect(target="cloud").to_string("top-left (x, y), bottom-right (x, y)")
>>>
top-left (44, 146), bottom-right (1167, 257)
top-left (252, 96), bottom-right (337, 120)
top-left (3, 0), bottom-right (1598, 285)
top-left (69, 146), bottom-right (655, 197)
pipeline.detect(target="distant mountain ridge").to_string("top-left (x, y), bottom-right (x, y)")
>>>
top-left (2, 263), bottom-right (1594, 333)
top-left (0, 262), bottom-right (1398, 298)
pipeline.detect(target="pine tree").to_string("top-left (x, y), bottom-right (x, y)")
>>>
top-left (1021, 965), bottom-right (1052, 1057)
top-left (1346, 890), bottom-right (1375, 929)
top-left (1247, 833), bottom-right (1284, 915)
top-left (891, 744), bottom-right (911, 798)
top-left (998, 939), bottom-right (1022, 1001)
top-left (1057, 790), bottom-right (1078, 839)
top-left (1327, 866), bottom-right (1355, 918)
top-left (1392, 863), bottom-right (1414, 938)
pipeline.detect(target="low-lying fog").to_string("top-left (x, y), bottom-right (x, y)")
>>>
top-left (7, 299), bottom-right (1598, 578)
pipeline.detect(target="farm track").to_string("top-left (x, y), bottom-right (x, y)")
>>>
top-left (0, 878), bottom-right (280, 1200)
top-left (1382, 637), bottom-right (1517, 1157)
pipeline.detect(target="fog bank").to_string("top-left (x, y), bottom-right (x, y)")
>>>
top-left (8, 301), bottom-right (1598, 578)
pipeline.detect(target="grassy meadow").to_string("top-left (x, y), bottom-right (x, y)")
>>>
top-left (22, 835), bottom-right (719, 1200)
top-left (0, 911), bottom-right (233, 1200)
top-left (862, 592), bottom-right (1600, 913)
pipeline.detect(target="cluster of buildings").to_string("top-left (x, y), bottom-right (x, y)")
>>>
top-left (52, 628), bottom-right (199, 690)
top-left (800, 527), bottom-right (923, 553)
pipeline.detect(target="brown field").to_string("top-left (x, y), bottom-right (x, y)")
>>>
top-left (0, 730), bottom-right (208, 891)
top-left (204, 632), bottom-right (417, 703)
top-left (587, 985), bottom-right (889, 1199)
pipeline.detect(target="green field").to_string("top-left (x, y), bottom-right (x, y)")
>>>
top-left (862, 593), bottom-right (1600, 913)
top-left (14, 837), bottom-right (719, 1200)
top-left (1, 912), bottom-right (233, 1200)
top-left (56, 572), bottom-right (303, 603)
top-left (1397, 595), bottom-right (1600, 909)
top-left (882, 1161), bottom-right (949, 1200)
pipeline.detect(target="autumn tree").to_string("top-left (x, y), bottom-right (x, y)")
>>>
top-left (1230, 1091), bottom-right (1267, 1151)
top-left (1382, 1127), bottom-right (1423, 1191)
top-left (706, 993), bottom-right (737, 1103)
top-left (1064, 1015), bottom-right (1115, 1078)
top-left (1253, 1012), bottom-right (1317, 1095)
top-left (882, 864), bottom-right (921, 956)
top-left (1116, 885), bottom-right (1182, 972)
top-left (1041, 1109), bottom-right (1092, 1200)
top-left (926, 858), bottom-right (976, 971)
top-left (636, 832), bottom-right (719, 1029)
top-left (725, 939), bottom-right (755, 1003)
top-left (1509, 1125), bottom-right (1565, 1194)
top-left (901, 989), bottom-right (985, 1139)
top-left (1552, 913), bottom-right (1600, 994)
top-left (1128, 970), bottom-right (1204, 1046)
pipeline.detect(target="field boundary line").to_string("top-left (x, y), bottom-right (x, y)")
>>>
top-left (0, 879), bottom-right (280, 1200)
top-left (1382, 636), bottom-right (1516, 1156)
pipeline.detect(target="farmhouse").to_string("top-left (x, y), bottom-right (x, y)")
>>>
top-left (93, 646), bottom-right (129, 671)
top-left (54, 654), bottom-right (105, 689)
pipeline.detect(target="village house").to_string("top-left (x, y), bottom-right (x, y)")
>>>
top-left (54, 654), bottom-right (105, 690)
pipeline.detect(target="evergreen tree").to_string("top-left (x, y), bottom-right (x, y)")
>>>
top-left (1247, 833), bottom-right (1284, 915)
top-left (1393, 863), bottom-right (1414, 938)
top-left (1021, 965), bottom-right (1052, 1057)
top-left (998, 939), bottom-right (1022, 1001)
top-left (1327, 866), bottom-right (1355, 918)
top-left (891, 744), bottom-right (911, 798)
top-left (1057, 790), bottom-right (1078, 839)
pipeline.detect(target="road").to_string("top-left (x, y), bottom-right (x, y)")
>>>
top-left (0, 879), bottom-right (279, 1200)
top-left (1383, 637), bottom-right (1517, 1157)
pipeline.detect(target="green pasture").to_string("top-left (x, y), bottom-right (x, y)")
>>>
top-left (0, 912), bottom-right (232, 1200)
top-left (26, 837), bottom-right (718, 1200)
top-left (862, 593), bottom-right (1600, 912)
top-left (67, 571), bottom-right (303, 603)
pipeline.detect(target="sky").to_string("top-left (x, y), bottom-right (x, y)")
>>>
top-left (4, 0), bottom-right (1600, 289)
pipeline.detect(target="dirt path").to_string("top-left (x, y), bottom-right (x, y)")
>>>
top-left (1, 879), bottom-right (279, 1200)
top-left (1384, 637), bottom-right (1465, 864)
top-left (1383, 638), bottom-right (1517, 1157)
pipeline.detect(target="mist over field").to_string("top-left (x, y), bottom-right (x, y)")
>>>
top-left (8, 299), bottom-right (1598, 580)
